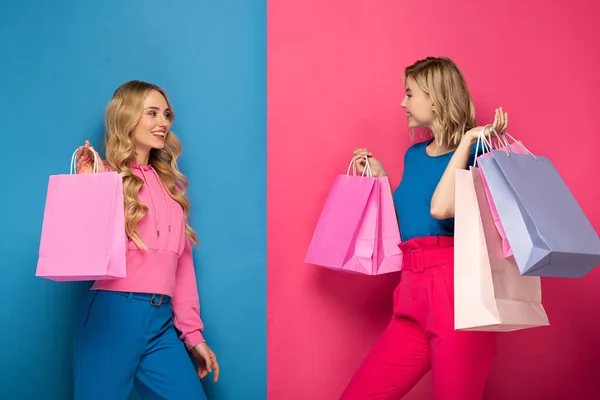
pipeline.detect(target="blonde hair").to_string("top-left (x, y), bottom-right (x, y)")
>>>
top-left (404, 57), bottom-right (476, 149)
top-left (103, 80), bottom-right (198, 249)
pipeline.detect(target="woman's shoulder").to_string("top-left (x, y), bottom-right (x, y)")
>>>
top-left (404, 139), bottom-right (432, 160)
top-left (406, 139), bottom-right (429, 153)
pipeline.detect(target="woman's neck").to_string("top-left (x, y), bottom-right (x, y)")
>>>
top-left (134, 149), bottom-right (150, 166)
top-left (427, 134), bottom-right (452, 156)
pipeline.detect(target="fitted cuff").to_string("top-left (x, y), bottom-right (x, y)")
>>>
top-left (183, 330), bottom-right (206, 349)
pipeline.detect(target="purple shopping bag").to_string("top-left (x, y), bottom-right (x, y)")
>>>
top-left (36, 149), bottom-right (127, 281)
top-left (305, 160), bottom-right (402, 275)
top-left (478, 138), bottom-right (600, 278)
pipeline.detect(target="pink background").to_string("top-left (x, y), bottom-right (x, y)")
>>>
top-left (268, 1), bottom-right (600, 399)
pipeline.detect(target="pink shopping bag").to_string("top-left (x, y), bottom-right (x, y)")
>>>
top-left (375, 177), bottom-right (403, 274)
top-left (305, 159), bottom-right (402, 275)
top-left (36, 149), bottom-right (127, 281)
top-left (477, 137), bottom-right (529, 258)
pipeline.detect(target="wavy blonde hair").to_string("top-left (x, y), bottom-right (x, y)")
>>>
top-left (103, 80), bottom-right (198, 249)
top-left (404, 57), bottom-right (476, 149)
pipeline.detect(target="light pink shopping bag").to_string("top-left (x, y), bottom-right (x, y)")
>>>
top-left (454, 166), bottom-right (549, 331)
top-left (36, 149), bottom-right (127, 281)
top-left (305, 160), bottom-right (402, 275)
top-left (477, 140), bottom-right (529, 258)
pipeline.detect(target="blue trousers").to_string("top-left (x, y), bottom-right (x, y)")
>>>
top-left (73, 290), bottom-right (207, 400)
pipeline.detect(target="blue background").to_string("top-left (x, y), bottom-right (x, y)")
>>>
top-left (0, 1), bottom-right (266, 399)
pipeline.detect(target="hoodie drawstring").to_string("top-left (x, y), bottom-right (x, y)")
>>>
top-left (138, 165), bottom-right (171, 238)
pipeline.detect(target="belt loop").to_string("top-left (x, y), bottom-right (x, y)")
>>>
top-left (126, 293), bottom-right (134, 303)
top-left (411, 249), bottom-right (424, 273)
top-left (150, 294), bottom-right (163, 306)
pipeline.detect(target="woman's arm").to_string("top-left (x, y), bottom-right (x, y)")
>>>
top-left (172, 238), bottom-right (206, 349)
top-left (430, 107), bottom-right (508, 219)
top-left (430, 135), bottom-right (475, 219)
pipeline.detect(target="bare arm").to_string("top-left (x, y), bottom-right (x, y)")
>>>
top-left (430, 135), bottom-right (475, 219)
top-left (430, 107), bottom-right (508, 219)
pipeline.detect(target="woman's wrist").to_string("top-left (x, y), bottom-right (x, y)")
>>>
top-left (462, 133), bottom-right (477, 146)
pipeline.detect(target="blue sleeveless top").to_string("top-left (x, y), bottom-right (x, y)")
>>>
top-left (393, 139), bottom-right (478, 241)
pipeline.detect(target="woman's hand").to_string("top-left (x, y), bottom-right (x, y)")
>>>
top-left (352, 148), bottom-right (387, 177)
top-left (465, 107), bottom-right (509, 142)
top-left (191, 342), bottom-right (220, 382)
top-left (76, 140), bottom-right (105, 174)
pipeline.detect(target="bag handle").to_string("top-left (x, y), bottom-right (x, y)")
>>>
top-left (346, 155), bottom-right (373, 178)
top-left (474, 126), bottom-right (538, 166)
top-left (69, 147), bottom-right (100, 175)
top-left (474, 125), bottom-right (503, 166)
top-left (494, 130), bottom-right (538, 160)
top-left (474, 125), bottom-right (492, 162)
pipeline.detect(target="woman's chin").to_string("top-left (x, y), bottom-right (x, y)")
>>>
top-left (151, 140), bottom-right (166, 150)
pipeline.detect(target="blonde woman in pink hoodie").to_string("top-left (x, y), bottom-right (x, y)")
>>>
top-left (73, 80), bottom-right (218, 400)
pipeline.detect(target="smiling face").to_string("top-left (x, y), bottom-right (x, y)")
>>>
top-left (131, 89), bottom-right (173, 155)
top-left (400, 76), bottom-right (435, 130)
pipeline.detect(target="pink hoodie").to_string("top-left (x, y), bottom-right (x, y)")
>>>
top-left (92, 162), bottom-right (205, 348)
